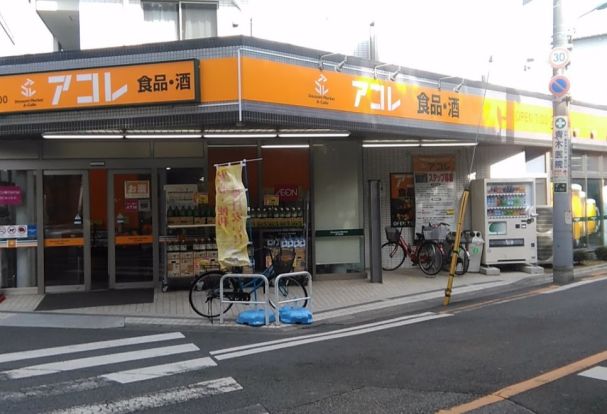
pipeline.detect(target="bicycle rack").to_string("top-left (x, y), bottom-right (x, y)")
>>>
top-left (273, 271), bottom-right (312, 325)
top-left (219, 273), bottom-right (271, 325)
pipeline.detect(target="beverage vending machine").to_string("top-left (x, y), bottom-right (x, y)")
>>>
top-left (470, 178), bottom-right (537, 266)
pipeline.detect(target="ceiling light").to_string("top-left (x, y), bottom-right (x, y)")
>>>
top-left (362, 143), bottom-right (420, 148)
top-left (125, 129), bottom-right (202, 139)
top-left (261, 144), bottom-right (310, 149)
top-left (420, 142), bottom-right (477, 147)
top-left (278, 130), bottom-right (350, 138)
top-left (203, 129), bottom-right (277, 138)
top-left (125, 133), bottom-right (202, 139)
top-left (204, 133), bottom-right (277, 138)
top-left (42, 133), bottom-right (123, 139)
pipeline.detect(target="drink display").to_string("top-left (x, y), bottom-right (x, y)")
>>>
top-left (485, 184), bottom-right (530, 218)
top-left (471, 179), bottom-right (538, 266)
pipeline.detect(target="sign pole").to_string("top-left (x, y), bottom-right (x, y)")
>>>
top-left (551, 0), bottom-right (574, 284)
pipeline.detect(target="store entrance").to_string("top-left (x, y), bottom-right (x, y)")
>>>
top-left (43, 169), bottom-right (156, 292)
top-left (90, 170), bottom-right (155, 289)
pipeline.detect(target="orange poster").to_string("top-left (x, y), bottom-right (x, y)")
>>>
top-left (389, 173), bottom-right (414, 228)
top-left (215, 164), bottom-right (250, 268)
top-left (0, 60), bottom-right (199, 114)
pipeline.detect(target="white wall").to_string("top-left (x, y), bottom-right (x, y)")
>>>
top-left (0, 0), bottom-right (54, 56)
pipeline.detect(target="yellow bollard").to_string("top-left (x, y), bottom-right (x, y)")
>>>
top-left (444, 188), bottom-right (469, 306)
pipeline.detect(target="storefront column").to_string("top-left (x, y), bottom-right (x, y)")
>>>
top-left (36, 169), bottom-right (44, 295)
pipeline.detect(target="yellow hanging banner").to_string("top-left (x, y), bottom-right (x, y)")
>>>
top-left (215, 163), bottom-right (250, 268)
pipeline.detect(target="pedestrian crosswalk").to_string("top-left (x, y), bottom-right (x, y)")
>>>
top-left (0, 331), bottom-right (249, 413)
top-left (579, 365), bottom-right (607, 382)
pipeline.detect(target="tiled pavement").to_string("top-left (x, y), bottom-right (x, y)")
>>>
top-left (0, 264), bottom-right (606, 328)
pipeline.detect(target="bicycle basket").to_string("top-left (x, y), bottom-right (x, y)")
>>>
top-left (422, 225), bottom-right (450, 241)
top-left (269, 247), bottom-right (296, 276)
top-left (385, 226), bottom-right (401, 243)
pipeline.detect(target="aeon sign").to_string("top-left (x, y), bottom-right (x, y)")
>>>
top-left (275, 185), bottom-right (299, 202)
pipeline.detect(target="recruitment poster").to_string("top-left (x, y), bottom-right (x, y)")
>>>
top-left (413, 155), bottom-right (456, 234)
top-left (389, 173), bottom-right (415, 228)
top-left (215, 163), bottom-right (250, 268)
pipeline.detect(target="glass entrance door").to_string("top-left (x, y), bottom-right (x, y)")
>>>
top-left (109, 171), bottom-right (156, 287)
top-left (43, 171), bottom-right (89, 290)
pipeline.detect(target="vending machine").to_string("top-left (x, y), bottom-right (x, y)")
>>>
top-left (470, 178), bottom-right (538, 266)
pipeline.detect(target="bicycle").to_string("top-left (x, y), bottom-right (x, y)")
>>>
top-left (381, 226), bottom-right (442, 275)
top-left (189, 247), bottom-right (309, 319)
top-left (428, 222), bottom-right (470, 276)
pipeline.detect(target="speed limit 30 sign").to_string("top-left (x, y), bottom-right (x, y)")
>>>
top-left (549, 47), bottom-right (571, 69)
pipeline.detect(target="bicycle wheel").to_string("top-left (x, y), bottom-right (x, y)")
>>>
top-left (447, 245), bottom-right (470, 276)
top-left (269, 277), bottom-right (309, 309)
top-left (417, 241), bottom-right (443, 276)
top-left (381, 241), bottom-right (406, 271)
top-left (189, 270), bottom-right (234, 318)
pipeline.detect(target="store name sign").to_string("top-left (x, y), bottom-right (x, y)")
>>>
top-left (0, 60), bottom-right (199, 114)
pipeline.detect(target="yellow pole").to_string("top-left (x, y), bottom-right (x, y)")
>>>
top-left (444, 188), bottom-right (470, 306)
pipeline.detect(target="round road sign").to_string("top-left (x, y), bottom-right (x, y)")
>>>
top-left (549, 75), bottom-right (570, 97)
top-left (549, 47), bottom-right (571, 69)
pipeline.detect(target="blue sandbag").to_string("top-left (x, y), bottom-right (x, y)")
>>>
top-left (236, 309), bottom-right (275, 326)
top-left (279, 306), bottom-right (313, 324)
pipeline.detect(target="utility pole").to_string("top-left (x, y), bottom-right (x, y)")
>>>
top-left (551, 0), bottom-right (574, 284)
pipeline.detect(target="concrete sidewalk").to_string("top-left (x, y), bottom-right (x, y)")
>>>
top-left (0, 264), bottom-right (605, 329)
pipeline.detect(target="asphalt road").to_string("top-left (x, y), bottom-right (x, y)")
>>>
top-left (1, 277), bottom-right (607, 413)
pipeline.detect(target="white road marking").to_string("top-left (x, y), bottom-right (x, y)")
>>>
top-left (2, 343), bottom-right (199, 379)
top-left (0, 332), bottom-right (185, 364)
top-left (46, 377), bottom-right (243, 414)
top-left (211, 312), bottom-right (436, 357)
top-left (214, 313), bottom-right (452, 360)
top-left (0, 356), bottom-right (218, 402)
top-left (313, 281), bottom-right (514, 320)
top-left (579, 366), bottom-right (607, 381)
top-left (101, 356), bottom-right (217, 383)
top-left (542, 276), bottom-right (607, 294)
top-left (0, 377), bottom-right (109, 402)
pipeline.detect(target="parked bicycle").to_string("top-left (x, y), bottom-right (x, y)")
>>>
top-left (189, 247), bottom-right (308, 319)
top-left (426, 222), bottom-right (470, 276)
top-left (381, 226), bottom-right (442, 275)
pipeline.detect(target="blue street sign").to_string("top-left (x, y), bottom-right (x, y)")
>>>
top-left (549, 75), bottom-right (570, 97)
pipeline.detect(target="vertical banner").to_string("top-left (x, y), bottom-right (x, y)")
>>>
top-left (413, 155), bottom-right (456, 234)
top-left (389, 173), bottom-right (415, 227)
top-left (215, 163), bottom-right (250, 268)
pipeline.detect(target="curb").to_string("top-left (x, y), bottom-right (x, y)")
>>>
top-left (1, 264), bottom-right (607, 329)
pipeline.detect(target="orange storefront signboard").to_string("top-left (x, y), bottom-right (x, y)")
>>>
top-left (0, 60), bottom-right (199, 114)
top-left (234, 56), bottom-right (607, 142)
top-left (44, 238), bottom-right (84, 248)
top-left (115, 235), bottom-right (153, 245)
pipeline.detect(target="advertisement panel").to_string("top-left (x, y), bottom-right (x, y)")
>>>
top-left (413, 155), bottom-right (456, 234)
top-left (389, 173), bottom-right (414, 228)
top-left (215, 163), bottom-right (250, 268)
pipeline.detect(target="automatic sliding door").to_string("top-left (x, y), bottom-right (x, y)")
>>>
top-left (43, 172), bottom-right (89, 289)
top-left (111, 171), bottom-right (154, 286)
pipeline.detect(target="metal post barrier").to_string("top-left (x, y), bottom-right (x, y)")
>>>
top-left (219, 273), bottom-right (270, 325)
top-left (273, 271), bottom-right (312, 326)
top-left (368, 179), bottom-right (382, 283)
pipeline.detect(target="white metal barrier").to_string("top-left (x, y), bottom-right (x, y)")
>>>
top-left (219, 273), bottom-right (271, 325)
top-left (273, 271), bottom-right (312, 325)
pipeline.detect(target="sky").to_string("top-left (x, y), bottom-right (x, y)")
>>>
top-left (2, 0), bottom-right (606, 103)
top-left (249, 0), bottom-right (607, 102)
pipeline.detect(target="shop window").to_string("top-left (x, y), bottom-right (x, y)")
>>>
top-left (142, 1), bottom-right (218, 41)
top-left (0, 171), bottom-right (37, 289)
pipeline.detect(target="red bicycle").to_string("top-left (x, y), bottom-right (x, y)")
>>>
top-left (381, 226), bottom-right (442, 275)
